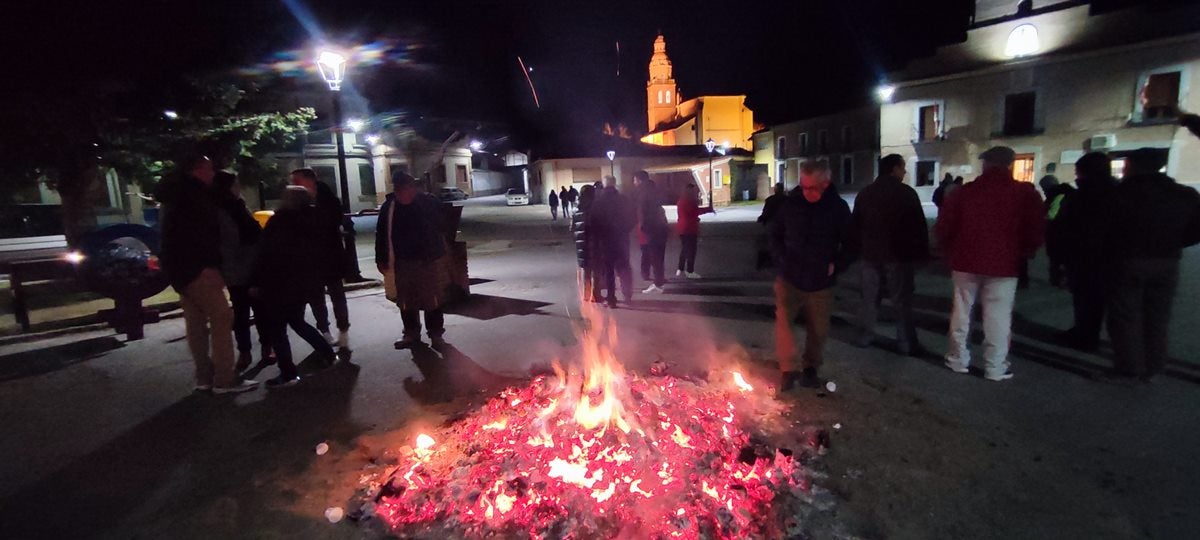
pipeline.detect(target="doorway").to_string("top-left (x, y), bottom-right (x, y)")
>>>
top-left (916, 160), bottom-right (938, 187)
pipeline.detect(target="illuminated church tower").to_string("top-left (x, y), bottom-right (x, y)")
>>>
top-left (646, 33), bottom-right (678, 132)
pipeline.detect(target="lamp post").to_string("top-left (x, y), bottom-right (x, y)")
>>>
top-left (317, 49), bottom-right (365, 281)
top-left (704, 138), bottom-right (716, 208)
top-left (606, 150), bottom-right (615, 177)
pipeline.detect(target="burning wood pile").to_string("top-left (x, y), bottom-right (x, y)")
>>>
top-left (351, 303), bottom-right (833, 538)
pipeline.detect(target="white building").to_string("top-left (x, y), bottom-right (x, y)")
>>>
top-left (880, 0), bottom-right (1200, 200)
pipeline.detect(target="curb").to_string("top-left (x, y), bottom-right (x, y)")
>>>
top-left (0, 282), bottom-right (381, 348)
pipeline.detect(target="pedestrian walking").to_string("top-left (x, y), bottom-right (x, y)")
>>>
top-left (377, 172), bottom-right (452, 350)
top-left (1104, 148), bottom-right (1200, 382)
top-left (252, 186), bottom-right (339, 388)
top-left (755, 182), bottom-right (786, 270)
top-left (850, 154), bottom-right (930, 355)
top-left (560, 186), bottom-right (572, 218)
top-left (634, 171), bottom-right (668, 293)
top-left (590, 175), bottom-right (636, 307)
top-left (548, 189), bottom-right (560, 220)
top-left (771, 160), bottom-right (854, 391)
top-left (677, 183), bottom-right (707, 278)
top-left (157, 154), bottom-right (257, 394)
top-left (574, 184), bottom-right (604, 302)
top-left (212, 170), bottom-right (269, 372)
top-left (290, 168), bottom-right (351, 349)
top-left (935, 146), bottom-right (1045, 382)
top-left (1053, 152), bottom-right (1116, 352)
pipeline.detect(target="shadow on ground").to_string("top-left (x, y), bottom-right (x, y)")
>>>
top-left (0, 336), bottom-right (125, 382)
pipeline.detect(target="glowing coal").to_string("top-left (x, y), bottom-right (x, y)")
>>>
top-left (360, 301), bottom-right (824, 538)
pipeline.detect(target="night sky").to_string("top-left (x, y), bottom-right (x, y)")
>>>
top-left (5, 0), bottom-right (979, 148)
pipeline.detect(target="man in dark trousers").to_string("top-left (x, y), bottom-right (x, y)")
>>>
top-left (591, 175), bottom-right (636, 307)
top-left (936, 146), bottom-right (1044, 382)
top-left (1053, 152), bottom-right (1117, 352)
top-left (756, 182), bottom-right (787, 270)
top-left (1104, 148), bottom-right (1200, 382)
top-left (851, 154), bottom-right (930, 355)
top-left (158, 154), bottom-right (257, 394)
top-left (634, 171), bottom-right (668, 294)
top-left (290, 168), bottom-right (351, 349)
top-left (377, 172), bottom-right (451, 350)
top-left (771, 160), bottom-right (854, 391)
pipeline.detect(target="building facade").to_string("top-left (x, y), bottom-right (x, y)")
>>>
top-left (752, 106), bottom-right (881, 198)
top-left (880, 1), bottom-right (1200, 200)
top-left (639, 34), bottom-right (757, 151)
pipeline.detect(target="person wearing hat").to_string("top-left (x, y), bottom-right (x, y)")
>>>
top-left (935, 146), bottom-right (1045, 382)
top-left (1104, 148), bottom-right (1200, 383)
top-left (376, 171), bottom-right (451, 350)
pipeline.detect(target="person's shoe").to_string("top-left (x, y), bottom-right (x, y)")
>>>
top-left (213, 380), bottom-right (259, 394)
top-left (686, 272), bottom-right (702, 279)
top-left (944, 360), bottom-right (970, 374)
top-left (430, 336), bottom-right (449, 352)
top-left (642, 284), bottom-right (664, 294)
top-left (394, 336), bottom-right (422, 349)
top-left (675, 269), bottom-right (683, 277)
top-left (265, 374), bottom-right (300, 389)
top-left (336, 331), bottom-right (350, 349)
top-left (800, 367), bottom-right (821, 388)
top-left (779, 371), bottom-right (800, 392)
top-left (194, 383), bottom-right (213, 393)
top-left (984, 371), bottom-right (1014, 382)
top-left (321, 331), bottom-right (336, 345)
top-left (235, 351), bottom-right (253, 373)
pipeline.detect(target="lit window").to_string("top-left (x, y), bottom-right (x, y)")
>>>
top-left (658, 90), bottom-right (663, 104)
top-left (1141, 71), bottom-right (1182, 121)
top-left (1005, 24), bottom-right (1040, 58)
top-left (666, 90), bottom-right (672, 103)
top-left (918, 104), bottom-right (941, 141)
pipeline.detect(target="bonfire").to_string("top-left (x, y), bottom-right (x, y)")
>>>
top-left (351, 300), bottom-right (830, 538)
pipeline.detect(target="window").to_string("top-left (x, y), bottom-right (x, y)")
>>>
top-left (666, 90), bottom-right (672, 103)
top-left (818, 130), bottom-right (830, 153)
top-left (841, 156), bottom-right (853, 185)
top-left (1004, 92), bottom-right (1037, 135)
top-left (713, 169), bottom-right (723, 188)
top-left (799, 132), bottom-right (809, 154)
top-left (658, 90), bottom-right (663, 104)
top-left (1012, 154), bottom-right (1036, 183)
top-left (841, 126), bottom-right (852, 149)
top-left (777, 163), bottom-right (786, 186)
top-left (455, 164), bottom-right (469, 186)
top-left (775, 136), bottom-right (787, 159)
top-left (1142, 71), bottom-right (1181, 121)
top-left (918, 104), bottom-right (941, 141)
top-left (1111, 158), bottom-right (1126, 179)
top-left (312, 165), bottom-right (338, 193)
top-left (915, 160), bottom-right (937, 187)
top-left (358, 164), bottom-right (376, 196)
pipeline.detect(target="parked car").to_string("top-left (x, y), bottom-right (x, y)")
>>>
top-left (505, 189), bottom-right (529, 206)
top-left (438, 187), bottom-right (469, 202)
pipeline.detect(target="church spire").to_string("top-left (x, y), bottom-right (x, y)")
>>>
top-left (646, 33), bottom-right (678, 132)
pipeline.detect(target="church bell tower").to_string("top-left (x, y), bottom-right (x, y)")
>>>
top-left (646, 33), bottom-right (678, 132)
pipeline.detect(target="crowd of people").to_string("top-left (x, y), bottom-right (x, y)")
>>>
top-left (766, 138), bottom-right (1200, 391)
top-left (569, 172), bottom-right (712, 307)
top-left (158, 161), bottom-right (451, 392)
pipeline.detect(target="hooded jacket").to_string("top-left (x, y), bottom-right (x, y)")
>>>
top-left (770, 184), bottom-right (854, 292)
top-left (934, 167), bottom-right (1045, 277)
top-left (156, 172), bottom-right (222, 292)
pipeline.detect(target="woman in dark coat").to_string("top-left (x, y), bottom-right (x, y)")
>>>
top-left (252, 186), bottom-right (338, 388)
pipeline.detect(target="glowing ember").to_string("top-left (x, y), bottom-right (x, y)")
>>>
top-left (732, 371), bottom-right (754, 392)
top-left (364, 298), bottom-right (818, 538)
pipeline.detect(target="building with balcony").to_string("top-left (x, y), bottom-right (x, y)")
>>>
top-left (751, 106), bottom-right (881, 197)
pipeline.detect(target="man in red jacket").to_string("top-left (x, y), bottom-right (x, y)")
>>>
top-left (935, 146), bottom-right (1045, 381)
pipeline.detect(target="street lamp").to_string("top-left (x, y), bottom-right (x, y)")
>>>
top-left (316, 48), bottom-right (364, 281)
top-left (875, 84), bottom-right (896, 103)
top-left (606, 150), bottom-right (616, 177)
top-left (704, 138), bottom-right (716, 208)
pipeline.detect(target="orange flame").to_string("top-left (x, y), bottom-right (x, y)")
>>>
top-left (732, 372), bottom-right (753, 392)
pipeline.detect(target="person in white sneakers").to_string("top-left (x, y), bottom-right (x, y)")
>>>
top-left (634, 171), bottom-right (668, 294)
top-left (676, 183), bottom-right (710, 279)
top-left (934, 147), bottom-right (1045, 381)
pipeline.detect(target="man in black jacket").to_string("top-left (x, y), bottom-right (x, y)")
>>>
top-left (1053, 152), bottom-right (1116, 352)
top-left (851, 154), bottom-right (929, 355)
top-left (290, 168), bottom-right (350, 349)
top-left (376, 172), bottom-right (450, 350)
top-left (158, 155), bottom-right (256, 394)
top-left (591, 175), bottom-right (636, 307)
top-left (771, 160), bottom-right (854, 391)
top-left (1105, 148), bottom-right (1200, 382)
